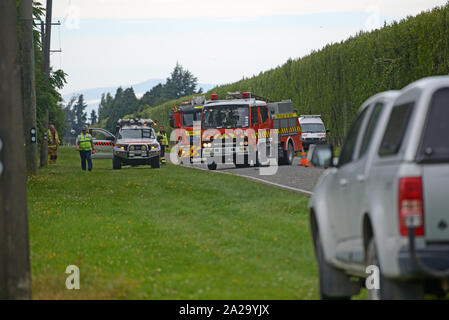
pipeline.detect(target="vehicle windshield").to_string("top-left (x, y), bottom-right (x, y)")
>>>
top-left (119, 128), bottom-right (155, 139)
top-left (301, 123), bottom-right (325, 133)
top-left (202, 104), bottom-right (249, 129)
top-left (182, 109), bottom-right (202, 127)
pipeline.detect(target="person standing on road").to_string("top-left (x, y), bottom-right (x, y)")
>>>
top-left (75, 125), bottom-right (95, 171)
top-left (157, 125), bottom-right (168, 164)
top-left (47, 124), bottom-right (60, 164)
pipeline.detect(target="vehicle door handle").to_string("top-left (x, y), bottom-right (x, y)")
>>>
top-left (356, 174), bottom-right (365, 182)
top-left (339, 178), bottom-right (348, 187)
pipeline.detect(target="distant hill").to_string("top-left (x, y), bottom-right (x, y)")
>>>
top-left (62, 79), bottom-right (218, 114)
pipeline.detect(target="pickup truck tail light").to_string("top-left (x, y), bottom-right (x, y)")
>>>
top-left (398, 177), bottom-right (424, 236)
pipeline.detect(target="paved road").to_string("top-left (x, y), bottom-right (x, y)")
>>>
top-left (174, 157), bottom-right (325, 195)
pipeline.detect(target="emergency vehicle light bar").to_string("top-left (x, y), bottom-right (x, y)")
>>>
top-left (225, 91), bottom-right (273, 102)
top-left (117, 118), bottom-right (155, 127)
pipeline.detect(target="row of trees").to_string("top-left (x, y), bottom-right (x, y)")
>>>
top-left (98, 63), bottom-right (201, 132)
top-left (133, 3), bottom-right (449, 145)
top-left (63, 95), bottom-right (97, 141)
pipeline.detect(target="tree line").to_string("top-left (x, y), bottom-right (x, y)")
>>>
top-left (97, 63), bottom-right (202, 132)
top-left (130, 3), bottom-right (449, 145)
top-left (25, 2), bottom-right (67, 143)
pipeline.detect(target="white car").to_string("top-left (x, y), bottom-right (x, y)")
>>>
top-left (309, 76), bottom-right (449, 299)
top-left (298, 115), bottom-right (327, 149)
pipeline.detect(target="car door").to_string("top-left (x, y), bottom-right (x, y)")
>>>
top-left (343, 101), bottom-right (386, 263)
top-left (90, 128), bottom-right (115, 159)
top-left (329, 107), bottom-right (370, 259)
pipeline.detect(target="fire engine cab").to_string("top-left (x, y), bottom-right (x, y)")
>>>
top-left (201, 92), bottom-right (303, 170)
top-left (169, 95), bottom-right (205, 162)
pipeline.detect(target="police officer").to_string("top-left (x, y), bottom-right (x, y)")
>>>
top-left (75, 125), bottom-right (95, 171)
top-left (157, 125), bottom-right (168, 164)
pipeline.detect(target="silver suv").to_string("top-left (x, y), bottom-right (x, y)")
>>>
top-left (90, 119), bottom-right (161, 169)
top-left (309, 76), bottom-right (449, 299)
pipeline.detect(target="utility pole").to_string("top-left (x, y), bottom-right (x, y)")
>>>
top-left (39, 0), bottom-right (53, 167)
top-left (20, 0), bottom-right (38, 175)
top-left (0, 0), bottom-right (32, 299)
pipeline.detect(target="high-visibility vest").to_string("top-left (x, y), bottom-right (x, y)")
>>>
top-left (158, 131), bottom-right (168, 146)
top-left (78, 133), bottom-right (92, 151)
top-left (48, 130), bottom-right (59, 148)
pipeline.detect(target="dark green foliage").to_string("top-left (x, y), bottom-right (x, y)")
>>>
top-left (28, 1), bottom-right (67, 141)
top-left (89, 109), bottom-right (97, 125)
top-left (131, 4), bottom-right (449, 146)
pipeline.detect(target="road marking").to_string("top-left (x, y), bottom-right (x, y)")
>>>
top-left (179, 163), bottom-right (313, 196)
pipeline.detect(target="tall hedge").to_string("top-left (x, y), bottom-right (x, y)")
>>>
top-left (132, 4), bottom-right (449, 145)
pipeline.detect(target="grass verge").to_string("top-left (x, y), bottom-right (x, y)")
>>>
top-left (28, 147), bottom-right (317, 299)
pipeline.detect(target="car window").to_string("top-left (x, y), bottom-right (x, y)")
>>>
top-left (359, 102), bottom-right (384, 158)
top-left (417, 87), bottom-right (449, 163)
top-left (260, 107), bottom-right (269, 123)
top-left (378, 102), bottom-right (414, 157)
top-left (251, 107), bottom-right (259, 126)
top-left (91, 130), bottom-right (113, 140)
top-left (338, 107), bottom-right (369, 167)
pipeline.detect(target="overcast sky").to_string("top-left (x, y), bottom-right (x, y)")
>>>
top-left (46, 0), bottom-right (447, 95)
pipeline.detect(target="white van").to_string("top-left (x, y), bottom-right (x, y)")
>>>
top-left (298, 115), bottom-right (327, 149)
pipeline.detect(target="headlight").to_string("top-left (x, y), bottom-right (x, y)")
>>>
top-left (202, 142), bottom-right (211, 148)
top-left (129, 145), bottom-right (135, 151)
top-left (141, 145), bottom-right (147, 151)
top-left (239, 141), bottom-right (249, 146)
top-left (150, 144), bottom-right (158, 149)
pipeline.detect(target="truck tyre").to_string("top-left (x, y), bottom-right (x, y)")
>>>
top-left (280, 141), bottom-right (294, 165)
top-left (366, 239), bottom-right (424, 300)
top-left (315, 231), bottom-right (360, 299)
top-left (113, 155), bottom-right (122, 170)
top-left (207, 162), bottom-right (217, 170)
top-left (151, 156), bottom-right (160, 169)
top-left (234, 155), bottom-right (249, 168)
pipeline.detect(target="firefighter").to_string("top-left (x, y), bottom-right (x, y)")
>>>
top-left (47, 124), bottom-right (60, 164)
top-left (157, 125), bottom-right (168, 164)
top-left (75, 125), bottom-right (95, 171)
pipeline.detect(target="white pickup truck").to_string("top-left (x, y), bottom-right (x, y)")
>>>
top-left (309, 76), bottom-right (449, 299)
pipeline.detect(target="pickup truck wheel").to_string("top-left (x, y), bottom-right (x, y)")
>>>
top-left (150, 156), bottom-right (160, 169)
top-left (366, 239), bottom-right (424, 300)
top-left (207, 162), bottom-right (217, 170)
top-left (316, 232), bottom-right (359, 300)
top-left (112, 155), bottom-right (122, 170)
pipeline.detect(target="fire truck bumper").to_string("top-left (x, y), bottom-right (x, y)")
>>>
top-left (202, 146), bottom-right (249, 157)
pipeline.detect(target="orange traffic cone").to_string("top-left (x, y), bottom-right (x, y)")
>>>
top-left (298, 151), bottom-right (312, 167)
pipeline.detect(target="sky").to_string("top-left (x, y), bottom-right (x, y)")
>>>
top-left (46, 0), bottom-right (448, 96)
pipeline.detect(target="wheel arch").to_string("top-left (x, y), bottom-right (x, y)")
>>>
top-left (363, 213), bottom-right (374, 259)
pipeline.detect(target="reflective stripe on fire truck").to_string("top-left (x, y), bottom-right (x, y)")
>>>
top-left (274, 113), bottom-right (298, 119)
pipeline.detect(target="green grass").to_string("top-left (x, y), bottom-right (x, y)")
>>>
top-left (27, 147), bottom-right (318, 299)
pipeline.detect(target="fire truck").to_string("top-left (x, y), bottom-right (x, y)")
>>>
top-left (201, 92), bottom-right (303, 170)
top-left (169, 95), bottom-right (205, 163)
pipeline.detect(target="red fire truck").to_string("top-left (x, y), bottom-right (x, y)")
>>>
top-left (201, 92), bottom-right (303, 170)
top-left (169, 95), bottom-right (205, 162)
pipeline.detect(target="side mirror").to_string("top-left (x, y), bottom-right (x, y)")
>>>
top-left (310, 144), bottom-right (334, 168)
top-left (326, 129), bottom-right (330, 133)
